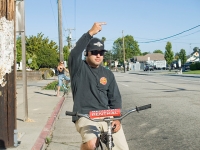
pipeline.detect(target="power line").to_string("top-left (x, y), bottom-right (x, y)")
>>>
top-left (138, 25), bottom-right (200, 43)
top-left (61, 0), bottom-right (68, 38)
top-left (74, 0), bottom-right (76, 42)
top-left (49, 0), bottom-right (57, 27)
top-left (169, 30), bottom-right (200, 41)
top-left (61, 0), bottom-right (76, 43)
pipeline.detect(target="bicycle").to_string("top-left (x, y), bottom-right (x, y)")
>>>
top-left (54, 78), bottom-right (71, 97)
top-left (65, 104), bottom-right (151, 150)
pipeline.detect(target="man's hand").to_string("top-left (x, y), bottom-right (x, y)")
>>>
top-left (112, 120), bottom-right (121, 133)
top-left (89, 22), bottom-right (106, 36)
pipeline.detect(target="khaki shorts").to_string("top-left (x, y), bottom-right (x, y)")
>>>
top-left (75, 117), bottom-right (129, 150)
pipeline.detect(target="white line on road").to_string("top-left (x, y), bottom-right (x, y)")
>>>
top-left (118, 82), bottom-right (129, 87)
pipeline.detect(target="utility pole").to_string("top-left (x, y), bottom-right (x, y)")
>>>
top-left (58, 0), bottom-right (63, 61)
top-left (189, 43), bottom-right (191, 62)
top-left (0, 0), bottom-right (16, 148)
top-left (110, 52), bottom-right (111, 68)
top-left (122, 30), bottom-right (125, 73)
top-left (21, 27), bottom-right (28, 121)
top-left (16, 0), bottom-right (28, 122)
top-left (66, 28), bottom-right (75, 51)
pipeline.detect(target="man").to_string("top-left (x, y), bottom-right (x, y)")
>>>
top-left (56, 61), bottom-right (70, 97)
top-left (68, 22), bottom-right (129, 150)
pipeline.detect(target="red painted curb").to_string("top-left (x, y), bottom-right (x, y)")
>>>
top-left (31, 96), bottom-right (65, 150)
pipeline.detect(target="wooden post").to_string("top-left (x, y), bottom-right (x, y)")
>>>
top-left (122, 30), bottom-right (126, 73)
top-left (0, 0), bottom-right (16, 148)
top-left (58, 0), bottom-right (64, 61)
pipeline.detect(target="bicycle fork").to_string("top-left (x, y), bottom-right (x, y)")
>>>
top-left (105, 119), bottom-right (114, 150)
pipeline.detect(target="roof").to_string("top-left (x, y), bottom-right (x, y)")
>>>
top-left (133, 53), bottom-right (165, 62)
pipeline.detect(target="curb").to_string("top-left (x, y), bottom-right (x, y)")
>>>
top-left (166, 74), bottom-right (200, 78)
top-left (31, 96), bottom-right (65, 150)
top-left (129, 72), bottom-right (200, 78)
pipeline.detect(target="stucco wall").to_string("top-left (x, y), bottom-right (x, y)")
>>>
top-left (0, 17), bottom-right (14, 87)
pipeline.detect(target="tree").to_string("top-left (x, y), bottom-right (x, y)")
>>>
top-left (179, 49), bottom-right (187, 65)
top-left (104, 50), bottom-right (113, 66)
top-left (16, 36), bottom-right (22, 62)
top-left (193, 47), bottom-right (199, 53)
top-left (112, 35), bottom-right (141, 63)
top-left (112, 38), bottom-right (122, 62)
top-left (101, 37), bottom-right (106, 43)
top-left (153, 49), bottom-right (163, 54)
top-left (174, 52), bottom-right (179, 60)
top-left (16, 33), bottom-right (59, 69)
top-left (164, 42), bottom-right (174, 68)
top-left (63, 46), bottom-right (70, 63)
top-left (142, 52), bottom-right (149, 56)
top-left (36, 45), bottom-right (58, 68)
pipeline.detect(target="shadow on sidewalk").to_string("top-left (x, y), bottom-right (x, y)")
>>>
top-left (34, 91), bottom-right (56, 97)
top-left (17, 118), bottom-right (24, 122)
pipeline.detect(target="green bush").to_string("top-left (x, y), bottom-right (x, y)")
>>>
top-left (196, 62), bottom-right (200, 70)
top-left (190, 63), bottom-right (196, 70)
top-left (43, 81), bottom-right (58, 90)
top-left (190, 62), bottom-right (200, 71)
top-left (43, 80), bottom-right (67, 92)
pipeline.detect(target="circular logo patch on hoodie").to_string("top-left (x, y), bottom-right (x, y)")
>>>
top-left (100, 77), bottom-right (107, 85)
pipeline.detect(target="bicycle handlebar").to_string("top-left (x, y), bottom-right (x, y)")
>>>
top-left (66, 104), bottom-right (151, 122)
top-left (65, 111), bottom-right (77, 116)
top-left (136, 104), bottom-right (151, 111)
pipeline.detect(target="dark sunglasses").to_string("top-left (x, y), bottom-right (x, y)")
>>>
top-left (90, 50), bottom-right (105, 56)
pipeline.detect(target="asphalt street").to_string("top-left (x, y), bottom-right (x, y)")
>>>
top-left (46, 71), bottom-right (200, 150)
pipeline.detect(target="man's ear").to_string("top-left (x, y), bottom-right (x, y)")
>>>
top-left (84, 51), bottom-right (88, 56)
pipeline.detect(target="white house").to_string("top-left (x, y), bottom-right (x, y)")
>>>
top-left (187, 51), bottom-right (199, 62)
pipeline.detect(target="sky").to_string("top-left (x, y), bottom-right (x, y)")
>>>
top-left (25, 0), bottom-right (200, 56)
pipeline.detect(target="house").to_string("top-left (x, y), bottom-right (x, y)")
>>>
top-left (130, 53), bottom-right (166, 71)
top-left (132, 53), bottom-right (165, 62)
top-left (186, 51), bottom-right (199, 62)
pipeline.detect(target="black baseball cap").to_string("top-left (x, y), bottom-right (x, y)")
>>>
top-left (86, 38), bottom-right (107, 52)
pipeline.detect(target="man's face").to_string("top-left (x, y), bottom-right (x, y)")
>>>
top-left (86, 50), bottom-right (105, 67)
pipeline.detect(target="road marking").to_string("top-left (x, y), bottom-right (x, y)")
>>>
top-left (118, 83), bottom-right (129, 87)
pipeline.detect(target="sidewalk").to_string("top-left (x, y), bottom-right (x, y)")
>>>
top-left (7, 77), bottom-right (65, 150)
top-left (45, 92), bottom-right (82, 150)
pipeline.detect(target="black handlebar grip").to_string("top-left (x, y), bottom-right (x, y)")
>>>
top-left (136, 104), bottom-right (151, 112)
top-left (65, 111), bottom-right (77, 116)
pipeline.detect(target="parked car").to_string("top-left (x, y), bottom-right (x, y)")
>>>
top-left (144, 65), bottom-right (154, 71)
top-left (183, 62), bottom-right (193, 70)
